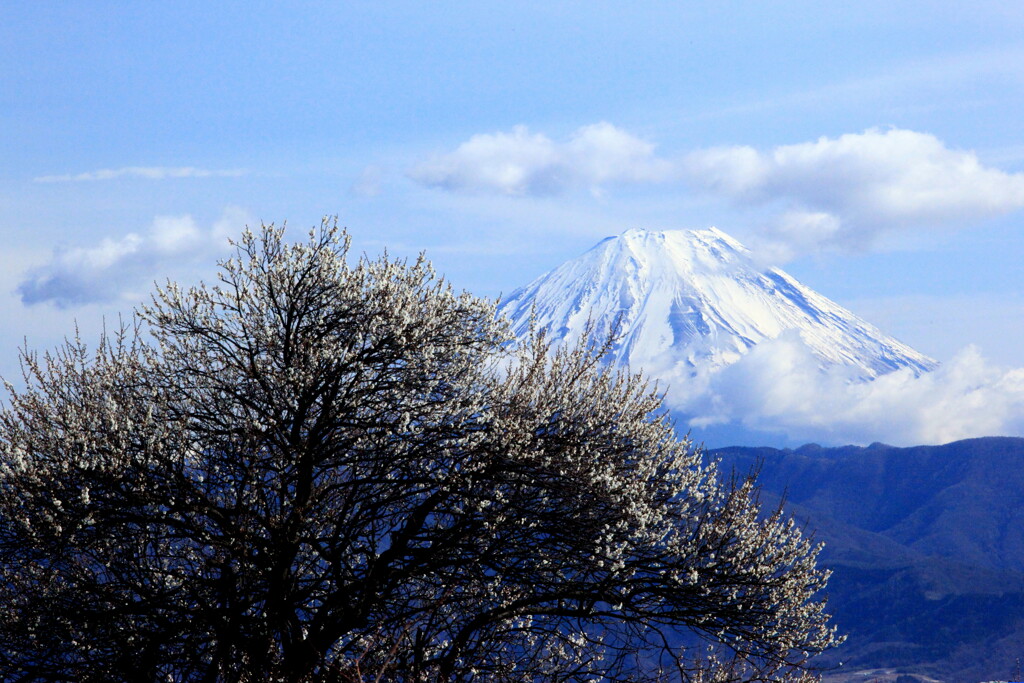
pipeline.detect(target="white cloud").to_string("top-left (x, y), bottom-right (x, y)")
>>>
top-left (564, 122), bottom-right (673, 186)
top-left (149, 215), bottom-right (204, 254)
top-left (685, 128), bottom-right (1024, 259)
top-left (34, 166), bottom-right (247, 183)
top-left (746, 210), bottom-right (843, 265)
top-left (18, 207), bottom-right (250, 309)
top-left (410, 125), bottom-right (1024, 261)
top-left (670, 333), bottom-right (1024, 446)
top-left (409, 122), bottom-right (673, 196)
top-left (682, 144), bottom-right (770, 200)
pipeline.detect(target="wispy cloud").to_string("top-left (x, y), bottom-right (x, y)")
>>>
top-left (18, 207), bottom-right (250, 308)
top-left (684, 128), bottom-right (1024, 260)
top-left (34, 166), bottom-right (248, 183)
top-left (673, 45), bottom-right (1024, 126)
top-left (409, 122), bottom-right (673, 196)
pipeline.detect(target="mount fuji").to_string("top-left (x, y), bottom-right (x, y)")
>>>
top-left (499, 228), bottom-right (936, 388)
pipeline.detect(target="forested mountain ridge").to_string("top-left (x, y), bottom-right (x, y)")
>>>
top-left (709, 437), bottom-right (1024, 682)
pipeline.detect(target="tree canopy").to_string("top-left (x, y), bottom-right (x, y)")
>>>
top-left (0, 222), bottom-right (840, 682)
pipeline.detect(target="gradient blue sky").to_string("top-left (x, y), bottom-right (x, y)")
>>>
top-left (4, 3), bottom-right (1024, 444)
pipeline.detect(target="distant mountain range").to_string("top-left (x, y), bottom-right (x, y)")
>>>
top-left (500, 228), bottom-right (936, 382)
top-left (710, 437), bottom-right (1024, 683)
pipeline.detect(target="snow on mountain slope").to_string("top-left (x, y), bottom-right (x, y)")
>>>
top-left (499, 228), bottom-right (937, 382)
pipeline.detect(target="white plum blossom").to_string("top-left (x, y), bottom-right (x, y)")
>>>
top-left (0, 221), bottom-right (840, 682)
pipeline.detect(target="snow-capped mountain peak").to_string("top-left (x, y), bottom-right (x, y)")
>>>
top-left (499, 227), bottom-right (936, 381)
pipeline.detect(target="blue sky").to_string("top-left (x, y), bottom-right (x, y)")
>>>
top-left (4, 2), bottom-right (1024, 445)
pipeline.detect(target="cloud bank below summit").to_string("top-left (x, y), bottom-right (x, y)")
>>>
top-left (676, 334), bottom-right (1024, 446)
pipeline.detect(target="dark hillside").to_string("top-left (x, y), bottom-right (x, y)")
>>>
top-left (710, 437), bottom-right (1024, 682)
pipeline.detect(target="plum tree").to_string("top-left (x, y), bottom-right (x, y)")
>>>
top-left (0, 221), bottom-right (840, 682)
